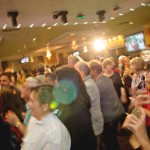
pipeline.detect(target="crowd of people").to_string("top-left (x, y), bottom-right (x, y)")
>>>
top-left (0, 48), bottom-right (150, 150)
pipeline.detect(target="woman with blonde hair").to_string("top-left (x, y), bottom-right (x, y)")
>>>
top-left (130, 57), bottom-right (146, 96)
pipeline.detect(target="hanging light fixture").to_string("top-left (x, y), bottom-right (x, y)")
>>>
top-left (83, 46), bottom-right (88, 53)
top-left (46, 48), bottom-right (52, 60)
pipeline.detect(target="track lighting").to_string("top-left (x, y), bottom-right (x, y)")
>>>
top-left (7, 11), bottom-right (19, 27)
top-left (53, 11), bottom-right (68, 23)
top-left (96, 10), bottom-right (106, 22)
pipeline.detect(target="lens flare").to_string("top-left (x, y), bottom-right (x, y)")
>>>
top-left (50, 101), bottom-right (58, 109)
top-left (53, 80), bottom-right (77, 104)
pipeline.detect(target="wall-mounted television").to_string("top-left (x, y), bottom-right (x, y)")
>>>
top-left (124, 32), bottom-right (146, 52)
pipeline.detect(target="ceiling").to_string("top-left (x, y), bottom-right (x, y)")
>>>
top-left (0, 0), bottom-right (150, 61)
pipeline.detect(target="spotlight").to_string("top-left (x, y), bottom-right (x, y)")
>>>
top-left (7, 11), bottom-right (19, 27)
top-left (59, 11), bottom-right (68, 23)
top-left (113, 6), bottom-right (120, 11)
top-left (53, 11), bottom-right (68, 23)
top-left (96, 10), bottom-right (106, 22)
top-left (53, 11), bottom-right (59, 19)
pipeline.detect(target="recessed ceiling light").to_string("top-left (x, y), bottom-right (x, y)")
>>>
top-left (83, 22), bottom-right (88, 24)
top-left (141, 3), bottom-right (146, 6)
top-left (64, 23), bottom-right (68, 25)
top-left (130, 8), bottom-right (134, 11)
top-left (70, 33), bottom-right (74, 36)
top-left (17, 24), bottom-right (21, 28)
top-left (30, 24), bottom-right (34, 28)
top-left (119, 13), bottom-right (123, 16)
top-left (102, 32), bottom-right (106, 35)
top-left (74, 22), bottom-right (79, 25)
top-left (47, 27), bottom-right (52, 30)
top-left (129, 22), bottom-right (134, 24)
top-left (42, 23), bottom-right (46, 27)
top-left (111, 17), bottom-right (115, 20)
top-left (33, 37), bottom-right (36, 41)
top-left (17, 50), bottom-right (20, 53)
top-left (53, 23), bottom-right (58, 26)
top-left (3, 24), bottom-right (7, 29)
top-left (101, 21), bottom-right (106, 23)
top-left (93, 22), bottom-right (97, 24)
top-left (82, 38), bottom-right (86, 40)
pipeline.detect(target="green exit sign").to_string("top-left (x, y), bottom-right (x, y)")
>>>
top-left (76, 15), bottom-right (86, 19)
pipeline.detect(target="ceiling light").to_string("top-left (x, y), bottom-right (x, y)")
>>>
top-left (129, 22), bottom-right (134, 24)
top-left (81, 33), bottom-right (85, 34)
top-left (53, 23), bottom-right (58, 26)
top-left (130, 8), bottom-right (134, 11)
top-left (64, 23), bottom-right (68, 25)
top-left (113, 37), bottom-right (117, 40)
top-left (102, 32), bottom-right (106, 35)
top-left (119, 13), bottom-right (123, 16)
top-left (70, 33), bottom-right (74, 36)
top-left (117, 35), bottom-right (122, 39)
top-left (111, 17), bottom-right (115, 20)
top-left (113, 6), bottom-right (120, 11)
top-left (30, 24), bottom-right (34, 28)
top-left (101, 21), bottom-right (106, 23)
top-left (83, 46), bottom-right (88, 53)
top-left (74, 22), bottom-right (78, 25)
top-left (47, 27), bottom-right (52, 30)
top-left (7, 11), bottom-right (19, 27)
top-left (53, 11), bottom-right (68, 23)
top-left (3, 24), bottom-right (7, 29)
top-left (108, 39), bottom-right (112, 42)
top-left (17, 50), bottom-right (20, 53)
top-left (42, 23), bottom-right (46, 27)
top-left (141, 3), bottom-right (146, 6)
top-left (93, 22), bottom-right (97, 24)
top-left (33, 37), bottom-right (36, 41)
top-left (24, 45), bottom-right (27, 48)
top-left (83, 22), bottom-right (88, 24)
top-left (46, 50), bottom-right (52, 60)
top-left (17, 24), bottom-right (21, 28)
top-left (93, 39), bottom-right (106, 51)
top-left (97, 10), bottom-right (106, 22)
top-left (82, 38), bottom-right (86, 40)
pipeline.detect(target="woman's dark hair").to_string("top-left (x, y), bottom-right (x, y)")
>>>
top-left (55, 67), bottom-right (91, 109)
top-left (0, 89), bottom-right (23, 122)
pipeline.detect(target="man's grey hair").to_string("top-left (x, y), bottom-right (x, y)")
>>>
top-left (25, 77), bottom-right (41, 88)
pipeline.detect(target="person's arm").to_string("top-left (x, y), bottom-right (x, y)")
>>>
top-left (5, 111), bottom-right (26, 135)
top-left (122, 109), bottom-right (150, 150)
top-left (137, 94), bottom-right (150, 105)
top-left (120, 87), bottom-right (127, 104)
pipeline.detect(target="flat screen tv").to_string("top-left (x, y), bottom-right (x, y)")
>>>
top-left (124, 32), bottom-right (146, 52)
top-left (21, 57), bottom-right (29, 63)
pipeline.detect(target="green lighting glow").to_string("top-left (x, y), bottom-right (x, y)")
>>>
top-left (50, 101), bottom-right (58, 109)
